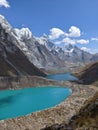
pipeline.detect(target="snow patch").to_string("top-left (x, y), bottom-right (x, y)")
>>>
top-left (0, 14), bottom-right (12, 33)
top-left (14, 28), bottom-right (32, 40)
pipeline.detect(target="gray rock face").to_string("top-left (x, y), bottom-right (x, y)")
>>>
top-left (13, 30), bottom-right (65, 69)
top-left (0, 15), bottom-right (46, 77)
top-left (35, 35), bottom-right (98, 68)
top-left (0, 14), bottom-right (98, 71)
top-left (64, 45), bottom-right (93, 63)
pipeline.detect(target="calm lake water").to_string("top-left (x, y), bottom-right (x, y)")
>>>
top-left (46, 73), bottom-right (78, 81)
top-left (0, 86), bottom-right (71, 120)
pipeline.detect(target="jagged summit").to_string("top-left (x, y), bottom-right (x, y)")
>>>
top-left (0, 14), bottom-right (98, 71)
top-left (0, 14), bottom-right (12, 33)
top-left (35, 34), bottom-right (49, 45)
top-left (0, 14), bottom-right (46, 77)
top-left (64, 44), bottom-right (74, 53)
top-left (65, 44), bottom-right (74, 50)
top-left (14, 28), bottom-right (32, 40)
top-left (0, 14), bottom-right (33, 40)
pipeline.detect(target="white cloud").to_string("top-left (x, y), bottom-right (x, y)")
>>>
top-left (81, 47), bottom-right (90, 52)
top-left (91, 37), bottom-right (98, 41)
top-left (48, 26), bottom-right (90, 46)
top-left (54, 41), bottom-right (62, 45)
top-left (0, 0), bottom-right (10, 8)
top-left (77, 39), bottom-right (89, 44)
top-left (53, 37), bottom-right (76, 45)
top-left (51, 38), bottom-right (89, 46)
top-left (63, 37), bottom-right (75, 45)
top-left (66, 26), bottom-right (81, 37)
top-left (49, 26), bottom-right (81, 40)
top-left (62, 38), bottom-right (89, 45)
top-left (49, 28), bottom-right (65, 40)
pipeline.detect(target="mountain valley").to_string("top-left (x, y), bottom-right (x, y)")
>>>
top-left (0, 14), bottom-right (98, 73)
top-left (0, 14), bottom-right (98, 130)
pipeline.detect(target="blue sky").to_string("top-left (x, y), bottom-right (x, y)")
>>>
top-left (0, 0), bottom-right (98, 53)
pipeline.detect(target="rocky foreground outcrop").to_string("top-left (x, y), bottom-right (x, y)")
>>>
top-left (42, 92), bottom-right (98, 130)
top-left (68, 92), bottom-right (98, 130)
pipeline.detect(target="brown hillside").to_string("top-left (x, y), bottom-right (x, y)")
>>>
top-left (74, 62), bottom-right (98, 85)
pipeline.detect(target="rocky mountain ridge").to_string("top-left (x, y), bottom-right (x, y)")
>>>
top-left (36, 35), bottom-right (96, 65)
top-left (0, 15), bottom-right (46, 77)
top-left (0, 14), bottom-right (98, 71)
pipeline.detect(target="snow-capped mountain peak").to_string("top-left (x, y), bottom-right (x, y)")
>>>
top-left (14, 28), bottom-right (32, 40)
top-left (0, 14), bottom-right (98, 71)
top-left (35, 34), bottom-right (48, 45)
top-left (65, 44), bottom-right (74, 50)
top-left (0, 14), bottom-right (12, 33)
top-left (64, 44), bottom-right (74, 53)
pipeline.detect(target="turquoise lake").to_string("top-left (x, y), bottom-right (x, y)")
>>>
top-left (46, 73), bottom-right (78, 81)
top-left (0, 86), bottom-right (71, 120)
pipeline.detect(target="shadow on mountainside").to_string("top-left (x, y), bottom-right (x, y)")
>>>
top-left (73, 62), bottom-right (98, 86)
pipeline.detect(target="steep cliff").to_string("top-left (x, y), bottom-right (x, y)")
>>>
top-left (0, 14), bottom-right (98, 71)
top-left (0, 15), bottom-right (46, 77)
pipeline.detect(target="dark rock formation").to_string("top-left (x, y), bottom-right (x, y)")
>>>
top-left (73, 62), bottom-right (98, 85)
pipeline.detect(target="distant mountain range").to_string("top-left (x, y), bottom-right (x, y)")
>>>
top-left (0, 14), bottom-right (98, 76)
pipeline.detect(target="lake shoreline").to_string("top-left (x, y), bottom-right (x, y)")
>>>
top-left (0, 75), bottom-right (98, 130)
top-left (0, 87), bottom-right (71, 121)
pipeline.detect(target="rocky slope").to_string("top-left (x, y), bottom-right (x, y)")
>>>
top-left (42, 92), bottom-right (98, 130)
top-left (73, 61), bottom-right (98, 85)
top-left (0, 14), bottom-right (98, 71)
top-left (35, 35), bottom-right (98, 69)
top-left (13, 31), bottom-right (61, 69)
top-left (0, 14), bottom-right (98, 130)
top-left (68, 92), bottom-right (98, 130)
top-left (0, 15), bottom-right (46, 77)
